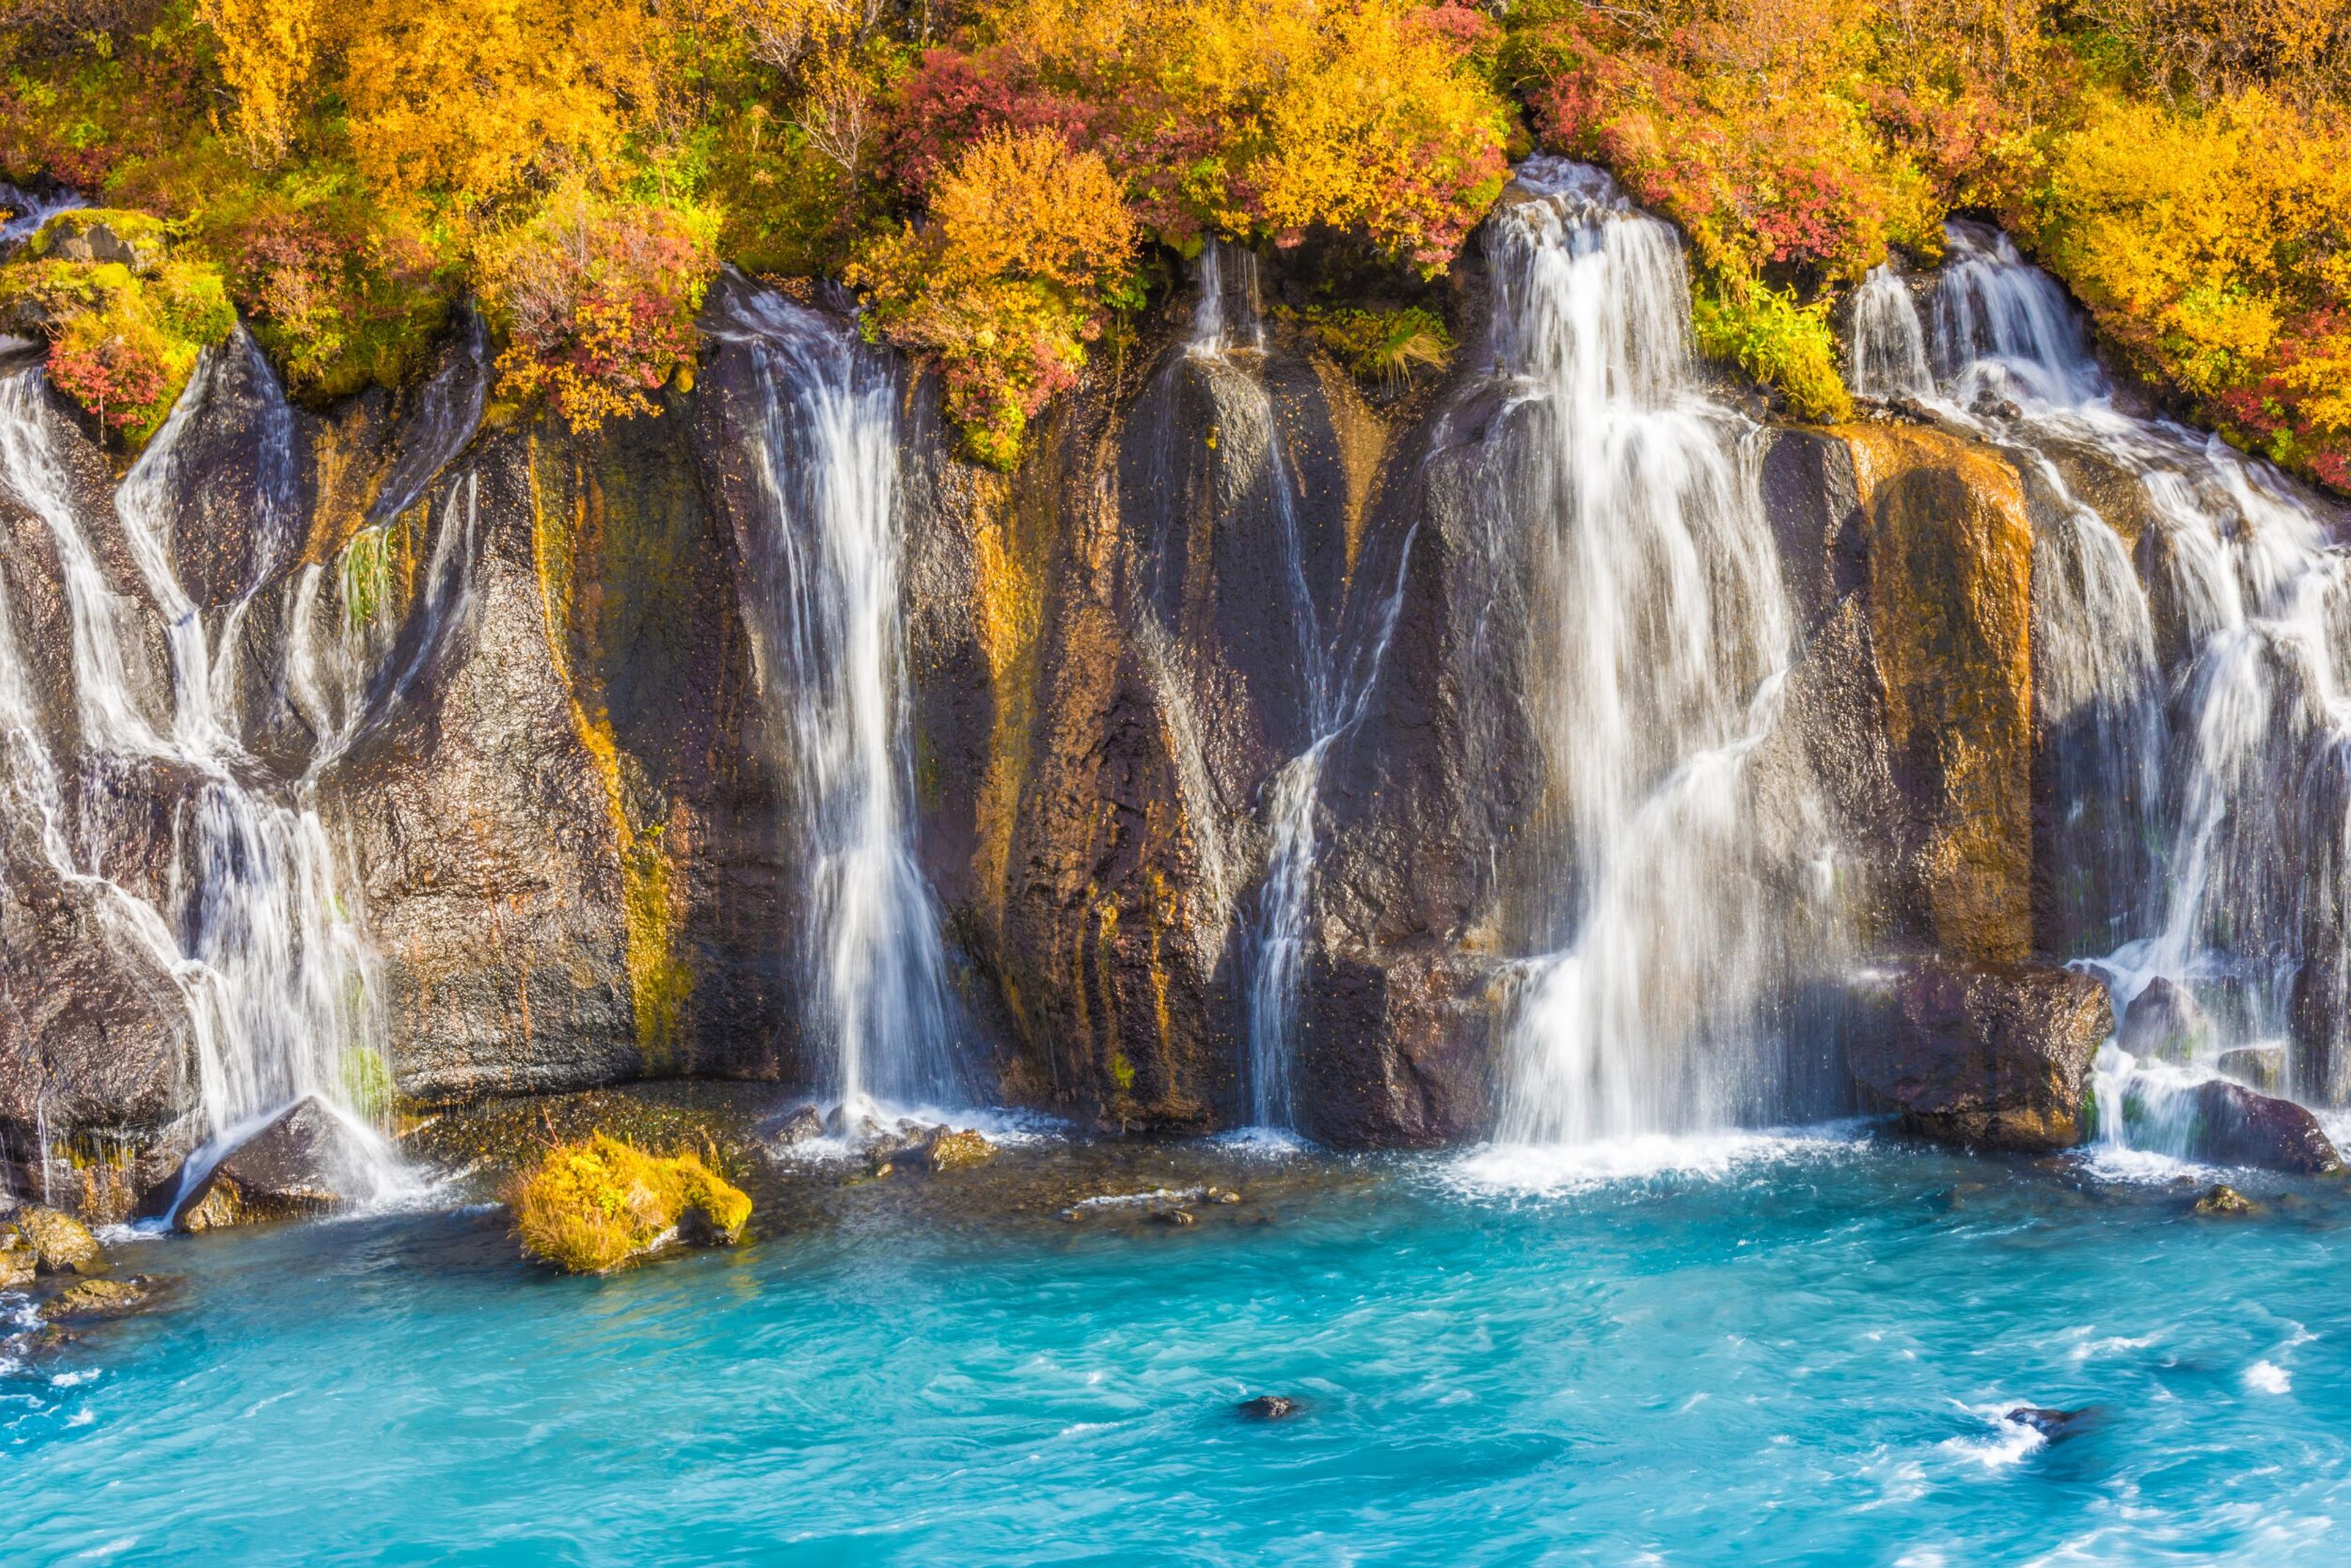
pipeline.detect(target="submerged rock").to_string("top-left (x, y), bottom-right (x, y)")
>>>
top-left (2003, 1406), bottom-right (2087, 1438)
top-left (39, 1274), bottom-right (168, 1322)
top-left (2118, 979), bottom-right (2208, 1063)
top-left (1238, 1395), bottom-right (1300, 1420)
top-left (2183, 1081), bottom-right (2343, 1176)
top-left (1847, 962), bottom-right (2112, 1151)
top-left (2215, 1045), bottom-right (2285, 1095)
top-left (2193, 1184), bottom-right (2259, 1216)
top-left (12, 1205), bottom-right (103, 1275)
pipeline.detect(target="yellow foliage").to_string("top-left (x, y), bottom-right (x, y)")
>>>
top-left (511, 1133), bottom-right (751, 1274)
top-left (714, 0), bottom-right (860, 75)
top-left (197, 0), bottom-right (317, 165)
top-left (850, 128), bottom-right (1138, 466)
top-left (2027, 89), bottom-right (2351, 394)
top-left (330, 0), bottom-right (662, 207)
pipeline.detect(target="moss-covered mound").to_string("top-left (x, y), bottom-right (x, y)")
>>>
top-left (511, 1133), bottom-right (751, 1275)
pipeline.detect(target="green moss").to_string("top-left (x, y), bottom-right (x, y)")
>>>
top-left (339, 526), bottom-right (392, 631)
top-left (1691, 272), bottom-right (1854, 424)
top-left (337, 1046), bottom-right (395, 1124)
top-left (1288, 304), bottom-right (1455, 386)
top-left (1109, 1051), bottom-right (1138, 1093)
top-left (24, 209), bottom-right (173, 271)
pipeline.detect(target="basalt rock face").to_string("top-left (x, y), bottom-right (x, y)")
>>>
top-left (1848, 961), bottom-right (2112, 1150)
top-left (322, 400), bottom-right (790, 1100)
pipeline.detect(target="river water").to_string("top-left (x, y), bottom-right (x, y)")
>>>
top-left (9, 1130), bottom-right (2349, 1564)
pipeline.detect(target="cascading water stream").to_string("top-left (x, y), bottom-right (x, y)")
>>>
top-left (1185, 241), bottom-right (1417, 1131)
top-left (1851, 223), bottom-right (2351, 1156)
top-left (711, 287), bottom-right (961, 1117)
top-left (0, 354), bottom-right (402, 1209)
top-left (1488, 161), bottom-right (1839, 1148)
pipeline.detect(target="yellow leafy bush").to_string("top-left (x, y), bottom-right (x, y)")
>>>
top-left (849, 127), bottom-right (1139, 467)
top-left (2022, 88), bottom-right (2351, 482)
top-left (330, 0), bottom-right (662, 208)
top-left (511, 1132), bottom-right (752, 1274)
top-left (197, 0), bottom-right (317, 165)
top-left (474, 188), bottom-right (720, 430)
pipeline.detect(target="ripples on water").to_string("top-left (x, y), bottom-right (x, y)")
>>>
top-left (8, 1132), bottom-right (2350, 1565)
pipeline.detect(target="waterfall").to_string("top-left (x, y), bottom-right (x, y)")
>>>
top-left (1859, 221), bottom-right (2351, 1135)
top-left (0, 358), bottom-right (400, 1210)
top-left (1181, 241), bottom-right (1416, 1131)
top-left (1488, 160), bottom-right (1837, 1147)
top-left (1849, 264), bottom-right (1933, 400)
top-left (711, 288), bottom-right (961, 1116)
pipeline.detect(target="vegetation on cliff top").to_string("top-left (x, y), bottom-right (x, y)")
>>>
top-left (1, 0), bottom-right (2344, 484)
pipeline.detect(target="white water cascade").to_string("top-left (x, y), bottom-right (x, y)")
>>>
top-left (1852, 222), bottom-right (2351, 1144)
top-left (1490, 161), bottom-right (1840, 1147)
top-left (711, 288), bottom-right (962, 1116)
top-left (0, 350), bottom-right (402, 1207)
top-left (1183, 242), bottom-right (1420, 1131)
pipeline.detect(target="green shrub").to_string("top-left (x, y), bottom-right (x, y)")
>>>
top-left (1691, 273), bottom-right (1854, 424)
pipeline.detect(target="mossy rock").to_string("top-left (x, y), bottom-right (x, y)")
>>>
top-left (26, 209), bottom-right (171, 274)
top-left (39, 1274), bottom-right (169, 1321)
top-left (12, 1205), bottom-right (103, 1275)
top-left (511, 1133), bottom-right (752, 1274)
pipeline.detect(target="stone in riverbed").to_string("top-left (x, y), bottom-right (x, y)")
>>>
top-left (1846, 962), bottom-right (2112, 1152)
top-left (2216, 1044), bottom-right (2285, 1095)
top-left (2183, 1080), bottom-right (2343, 1176)
top-left (12, 1205), bottom-right (103, 1275)
top-left (756, 1105), bottom-right (825, 1152)
top-left (2193, 1184), bottom-right (2259, 1216)
top-left (0, 1221), bottom-right (35, 1288)
top-left (1238, 1395), bottom-right (1300, 1420)
top-left (2003, 1406), bottom-right (2088, 1439)
top-left (2118, 978), bottom-right (2208, 1063)
top-left (39, 1274), bottom-right (168, 1322)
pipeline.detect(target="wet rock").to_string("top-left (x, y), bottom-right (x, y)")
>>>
top-left (1238, 1395), bottom-right (1300, 1420)
top-left (140, 1097), bottom-right (361, 1229)
top-left (0, 1220), bottom-right (34, 1288)
top-left (1847, 961), bottom-right (2112, 1151)
top-left (2118, 979), bottom-right (2208, 1064)
top-left (2184, 1080), bottom-right (2343, 1176)
top-left (825, 1104), bottom-right (884, 1143)
top-left (13, 1205), bottom-right (103, 1275)
top-left (2216, 1044), bottom-right (2285, 1095)
top-left (1154, 1207), bottom-right (1197, 1226)
top-left (2193, 1183), bottom-right (2259, 1216)
top-left (924, 1128), bottom-right (995, 1173)
top-left (756, 1105), bottom-right (825, 1150)
top-left (39, 1274), bottom-right (168, 1322)
top-left (2003, 1406), bottom-right (2087, 1438)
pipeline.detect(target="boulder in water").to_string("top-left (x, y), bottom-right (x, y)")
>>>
top-left (39, 1274), bottom-right (169, 1322)
top-left (141, 1097), bottom-right (363, 1231)
top-left (1238, 1395), bottom-right (1300, 1420)
top-left (2216, 1045), bottom-right (2285, 1095)
top-left (2193, 1184), bottom-right (2259, 1216)
top-left (511, 1133), bottom-right (752, 1272)
top-left (12, 1205), bottom-right (103, 1275)
top-left (1847, 962), bottom-right (2111, 1152)
top-left (2118, 978), bottom-right (2208, 1063)
top-left (2183, 1081), bottom-right (2342, 1176)
top-left (2003, 1406), bottom-right (2088, 1439)
top-left (0, 1219), bottom-right (36, 1288)
top-left (756, 1105), bottom-right (825, 1153)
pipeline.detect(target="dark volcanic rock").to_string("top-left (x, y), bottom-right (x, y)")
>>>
top-left (2004, 1406), bottom-right (2088, 1438)
top-left (1238, 1395), bottom-right (1300, 1420)
top-left (1848, 962), bottom-right (2112, 1150)
top-left (2184, 1080), bottom-right (2343, 1175)
top-left (2117, 979), bottom-right (2207, 1063)
top-left (140, 1097), bottom-right (363, 1229)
